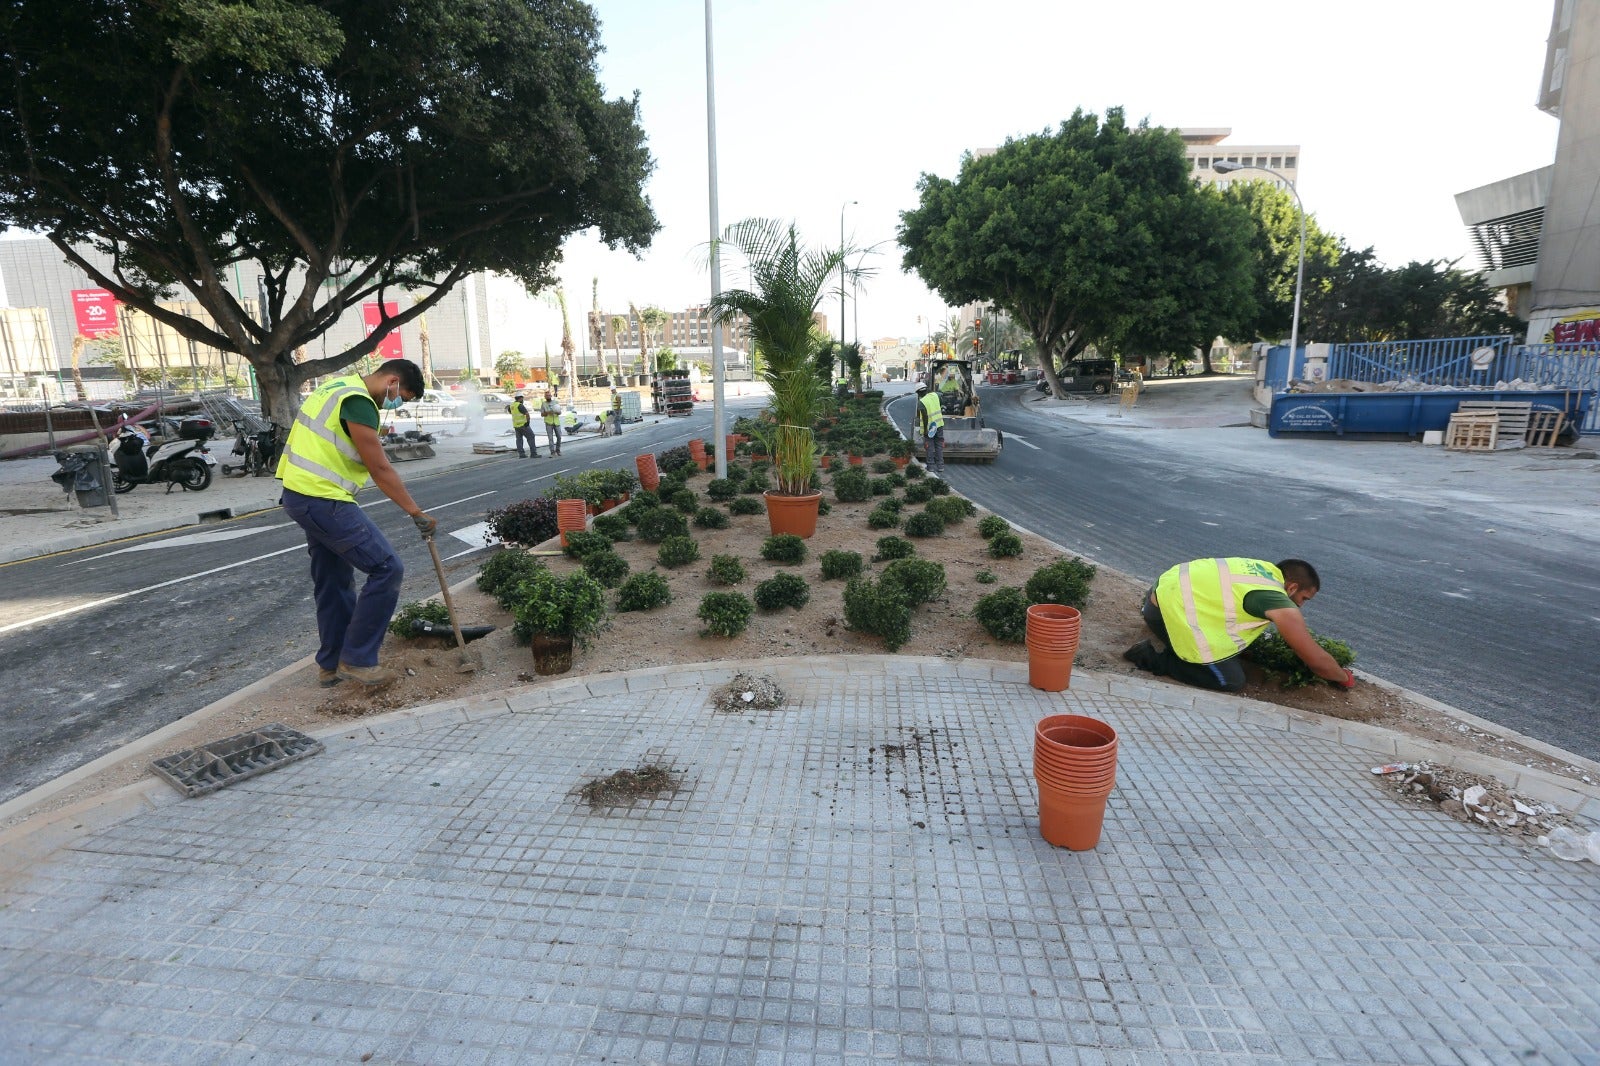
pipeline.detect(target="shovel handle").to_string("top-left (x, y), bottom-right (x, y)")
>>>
top-left (424, 535), bottom-right (469, 653)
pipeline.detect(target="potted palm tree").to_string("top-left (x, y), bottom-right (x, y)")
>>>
top-left (709, 219), bottom-right (865, 538)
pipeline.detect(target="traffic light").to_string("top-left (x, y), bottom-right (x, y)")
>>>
top-left (972, 317), bottom-right (982, 355)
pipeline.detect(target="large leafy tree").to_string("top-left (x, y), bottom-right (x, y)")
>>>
top-left (1299, 252), bottom-right (1521, 343)
top-left (900, 108), bottom-right (1223, 397)
top-left (1220, 181), bottom-right (1341, 345)
top-left (0, 0), bottom-right (657, 424)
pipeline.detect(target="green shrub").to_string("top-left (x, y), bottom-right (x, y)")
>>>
top-left (707, 477), bottom-right (739, 501)
top-left (975, 569), bottom-right (998, 584)
top-left (904, 482), bottom-right (934, 505)
top-left (874, 535), bottom-right (915, 561)
top-left (819, 550), bottom-right (863, 580)
top-left (831, 467), bottom-right (871, 502)
top-left (657, 445), bottom-right (695, 473)
top-left (869, 477), bottom-right (893, 496)
top-left (817, 498), bottom-right (832, 517)
top-left (903, 463), bottom-right (926, 480)
top-left (635, 507), bottom-right (689, 543)
top-left (509, 570), bottom-right (607, 645)
top-left (626, 491), bottom-right (660, 521)
top-left (485, 497), bottom-right (560, 547)
top-left (881, 558), bottom-right (946, 606)
top-left (842, 575), bottom-right (912, 652)
top-left (754, 571), bottom-right (810, 611)
top-left (972, 587), bottom-right (1029, 642)
top-left (563, 530), bottom-right (612, 559)
top-left (657, 535), bottom-right (701, 569)
top-left (761, 534), bottom-right (806, 564)
top-left (582, 550), bottom-right (631, 588)
top-left (669, 488), bottom-right (699, 514)
top-left (988, 531), bottom-right (1025, 558)
top-left (877, 497), bottom-right (904, 514)
top-left (707, 554), bottom-right (746, 586)
top-left (866, 507), bottom-right (899, 530)
top-left (728, 496), bottom-right (762, 516)
top-left (886, 472), bottom-right (907, 488)
top-left (1025, 557), bottom-right (1097, 609)
top-left (871, 458), bottom-right (897, 474)
top-left (693, 507), bottom-right (730, 529)
top-left (592, 513), bottom-right (633, 541)
top-left (616, 572), bottom-right (671, 612)
top-left (903, 511), bottom-right (945, 538)
top-left (697, 591), bottom-right (754, 637)
top-left (388, 598), bottom-right (450, 638)
top-left (477, 548), bottom-right (544, 600)
top-left (927, 477), bottom-right (952, 496)
top-left (925, 496), bottom-right (975, 525)
top-left (741, 467), bottom-right (770, 494)
top-left (977, 514), bottom-right (1010, 540)
top-left (1250, 631), bottom-right (1356, 688)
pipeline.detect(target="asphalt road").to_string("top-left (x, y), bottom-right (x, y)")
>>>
top-left (0, 405), bottom-right (760, 804)
top-left (889, 385), bottom-right (1600, 765)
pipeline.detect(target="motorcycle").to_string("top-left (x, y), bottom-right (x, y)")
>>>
top-left (220, 424), bottom-right (279, 478)
top-left (110, 416), bottom-right (218, 494)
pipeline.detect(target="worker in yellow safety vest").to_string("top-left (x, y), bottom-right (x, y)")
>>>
top-left (276, 359), bottom-right (437, 688)
top-left (540, 392), bottom-right (563, 456)
top-left (914, 381), bottom-right (946, 476)
top-left (509, 393), bottom-right (539, 458)
top-left (1122, 557), bottom-right (1355, 693)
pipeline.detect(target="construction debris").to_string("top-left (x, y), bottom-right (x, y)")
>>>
top-left (710, 671), bottom-right (786, 713)
top-left (1376, 761), bottom-right (1591, 842)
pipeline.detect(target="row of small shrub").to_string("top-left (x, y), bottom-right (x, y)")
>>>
top-left (971, 557), bottom-right (1099, 643)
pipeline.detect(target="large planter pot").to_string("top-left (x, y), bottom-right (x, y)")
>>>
top-left (530, 632), bottom-right (574, 675)
top-left (764, 490), bottom-right (822, 538)
top-left (556, 498), bottom-right (587, 547)
top-left (635, 454), bottom-right (660, 492)
top-left (1034, 714), bottom-right (1118, 850)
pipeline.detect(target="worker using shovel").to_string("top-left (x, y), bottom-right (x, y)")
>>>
top-left (277, 359), bottom-right (437, 688)
top-left (1122, 557), bottom-right (1355, 693)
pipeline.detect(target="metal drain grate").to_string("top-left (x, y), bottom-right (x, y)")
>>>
top-left (151, 724), bottom-right (324, 797)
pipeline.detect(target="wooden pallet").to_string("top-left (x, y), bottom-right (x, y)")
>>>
top-left (1445, 412), bottom-right (1498, 451)
top-left (1456, 401), bottom-right (1532, 449)
top-left (1525, 410), bottom-right (1566, 447)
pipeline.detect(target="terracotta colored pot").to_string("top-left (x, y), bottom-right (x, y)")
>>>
top-left (530, 632), bottom-right (574, 675)
top-left (1036, 714), bottom-right (1116, 749)
top-left (556, 498), bottom-right (587, 547)
top-left (1037, 783), bottom-right (1111, 850)
top-left (725, 434), bottom-right (738, 459)
top-left (1027, 649), bottom-right (1074, 691)
top-left (694, 456), bottom-right (711, 471)
top-left (848, 454), bottom-right (863, 466)
top-left (819, 455), bottom-right (832, 470)
top-left (1026, 604), bottom-right (1082, 635)
top-left (893, 455), bottom-right (909, 469)
top-left (601, 498), bottom-right (618, 512)
top-left (635, 454), bottom-right (660, 492)
top-left (764, 490), bottom-right (822, 538)
top-left (688, 438), bottom-right (707, 456)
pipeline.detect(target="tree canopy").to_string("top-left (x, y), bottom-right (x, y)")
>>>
top-left (1299, 251), bottom-right (1521, 343)
top-left (0, 0), bottom-right (658, 422)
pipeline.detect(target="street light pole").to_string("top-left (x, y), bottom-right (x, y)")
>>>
top-left (705, 0), bottom-right (727, 478)
top-left (840, 200), bottom-right (857, 357)
top-left (1214, 161), bottom-right (1304, 383)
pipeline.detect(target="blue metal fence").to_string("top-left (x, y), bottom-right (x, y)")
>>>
top-left (1325, 336), bottom-right (1598, 434)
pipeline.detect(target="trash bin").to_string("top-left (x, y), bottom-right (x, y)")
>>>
top-left (51, 445), bottom-right (112, 508)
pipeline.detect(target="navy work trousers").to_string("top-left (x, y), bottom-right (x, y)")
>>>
top-left (280, 489), bottom-right (404, 670)
top-left (1141, 589), bottom-right (1247, 692)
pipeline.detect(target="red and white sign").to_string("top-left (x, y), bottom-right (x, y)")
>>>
top-left (71, 288), bottom-right (120, 338)
top-left (361, 302), bottom-right (404, 359)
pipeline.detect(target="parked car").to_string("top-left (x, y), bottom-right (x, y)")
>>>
top-left (1035, 359), bottom-right (1130, 395)
top-left (395, 389), bottom-right (465, 419)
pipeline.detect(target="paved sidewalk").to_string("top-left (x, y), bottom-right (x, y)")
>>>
top-left (2, 658), bottom-right (1597, 1065)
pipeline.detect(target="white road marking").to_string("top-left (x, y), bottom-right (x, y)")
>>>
top-left (432, 490), bottom-right (498, 510)
top-left (522, 472), bottom-right (558, 485)
top-left (1004, 433), bottom-right (1040, 450)
top-left (449, 522), bottom-right (495, 549)
top-left (80, 523), bottom-right (293, 559)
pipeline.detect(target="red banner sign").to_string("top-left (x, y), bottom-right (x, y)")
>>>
top-left (71, 289), bottom-right (120, 338)
top-left (361, 302), bottom-right (404, 359)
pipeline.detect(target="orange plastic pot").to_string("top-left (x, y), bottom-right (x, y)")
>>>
top-left (1037, 782), bottom-right (1111, 850)
top-left (694, 456), bottom-right (711, 471)
top-left (847, 454), bottom-right (863, 466)
top-left (893, 455), bottom-right (910, 469)
top-left (725, 434), bottom-right (738, 459)
top-left (635, 454), bottom-right (660, 492)
top-left (1027, 649), bottom-right (1074, 692)
top-left (688, 438), bottom-right (706, 457)
top-left (819, 455), bottom-right (832, 470)
top-left (1036, 715), bottom-right (1117, 751)
top-left (556, 498), bottom-right (587, 547)
top-left (765, 491), bottom-right (822, 538)
top-left (1026, 604), bottom-right (1082, 637)
top-left (1034, 766), bottom-right (1117, 797)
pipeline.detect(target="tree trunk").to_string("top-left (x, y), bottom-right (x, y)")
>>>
top-left (1197, 340), bottom-right (1216, 375)
top-left (419, 313), bottom-right (434, 386)
top-left (69, 335), bottom-right (88, 402)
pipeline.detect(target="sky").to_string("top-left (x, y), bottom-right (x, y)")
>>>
top-left (541, 0), bottom-right (1562, 348)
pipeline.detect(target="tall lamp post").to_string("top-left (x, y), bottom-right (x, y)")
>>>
top-left (839, 200), bottom-right (857, 358)
top-left (1214, 160), bottom-right (1304, 383)
top-left (704, 0), bottom-right (727, 477)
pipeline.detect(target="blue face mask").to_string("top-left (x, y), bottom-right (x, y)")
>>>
top-left (381, 382), bottom-right (405, 410)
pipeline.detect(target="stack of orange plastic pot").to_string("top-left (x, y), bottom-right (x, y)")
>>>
top-left (687, 438), bottom-right (710, 471)
top-left (635, 453), bottom-right (660, 492)
top-left (1025, 604), bottom-right (1081, 691)
top-left (556, 499), bottom-right (587, 547)
top-left (1033, 714), bottom-right (1118, 850)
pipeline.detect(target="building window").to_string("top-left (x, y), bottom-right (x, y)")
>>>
top-left (1197, 156), bottom-right (1209, 169)
top-left (1283, 155), bottom-right (1296, 169)
top-left (1270, 156), bottom-right (1282, 168)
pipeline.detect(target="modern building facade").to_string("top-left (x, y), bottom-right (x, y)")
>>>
top-left (1181, 128), bottom-right (1300, 188)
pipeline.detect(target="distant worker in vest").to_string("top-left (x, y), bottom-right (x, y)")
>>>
top-left (914, 380), bottom-right (946, 477)
top-left (276, 359), bottom-right (437, 688)
top-left (1122, 557), bottom-right (1355, 693)
top-left (509, 392), bottom-right (539, 459)
top-left (540, 391), bottom-right (563, 456)
top-left (610, 387), bottom-right (624, 435)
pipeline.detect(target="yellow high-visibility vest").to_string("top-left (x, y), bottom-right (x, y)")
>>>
top-left (919, 392), bottom-right (945, 433)
top-left (541, 401), bottom-right (560, 425)
top-left (276, 375), bottom-right (373, 502)
top-left (1156, 558), bottom-right (1285, 664)
top-left (510, 401), bottom-right (530, 428)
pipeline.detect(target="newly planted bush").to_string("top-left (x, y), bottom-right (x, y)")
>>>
top-left (866, 507), bottom-right (899, 530)
top-left (707, 477), bottom-right (739, 501)
top-left (886, 472), bottom-right (907, 488)
top-left (988, 530), bottom-right (1025, 558)
top-left (582, 550), bottom-right (631, 588)
top-left (876, 497), bottom-right (904, 513)
top-left (693, 507), bottom-right (730, 529)
top-left (754, 572), bottom-right (810, 611)
top-left (977, 514), bottom-right (1010, 540)
top-left (726, 495), bottom-right (761, 515)
top-left (972, 586), bottom-right (1030, 643)
top-left (634, 507), bottom-right (689, 543)
top-left (485, 497), bottom-right (559, 547)
top-left (477, 548), bottom-right (544, 600)
top-left (669, 488), bottom-right (699, 514)
top-left (869, 477), bottom-right (893, 496)
top-left (1025, 557), bottom-right (1097, 609)
top-left (819, 550), bottom-right (863, 580)
top-left (592, 513), bottom-right (633, 541)
top-left (882, 558), bottom-right (947, 606)
top-left (657, 535), bottom-right (701, 569)
top-left (389, 598), bottom-right (450, 638)
top-left (657, 445), bottom-right (695, 473)
top-left (927, 477), bottom-right (952, 496)
top-left (925, 496), bottom-right (976, 525)
top-left (509, 570), bottom-right (607, 645)
top-left (617, 572), bottom-right (671, 612)
top-left (871, 458), bottom-right (897, 474)
top-left (697, 591), bottom-right (754, 637)
top-left (903, 482), bottom-right (934, 505)
top-left (831, 467), bottom-right (871, 502)
top-left (562, 530), bottom-right (612, 559)
top-left (874, 535), bottom-right (915, 561)
top-left (1250, 632), bottom-right (1356, 688)
top-left (903, 511), bottom-right (945, 538)
top-left (761, 534), bottom-right (806, 564)
top-left (975, 569), bottom-right (998, 584)
top-left (741, 467), bottom-right (770, 494)
top-left (707, 554), bottom-right (746, 586)
top-left (842, 575), bottom-right (912, 651)
top-left (903, 463), bottom-right (926, 480)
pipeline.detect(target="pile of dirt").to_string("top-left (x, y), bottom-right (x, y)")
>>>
top-left (710, 672), bottom-right (786, 713)
top-left (577, 764), bottom-right (681, 809)
top-left (1374, 763), bottom-right (1586, 841)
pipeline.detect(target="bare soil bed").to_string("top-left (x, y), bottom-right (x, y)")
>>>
top-left (14, 460), bottom-right (1596, 830)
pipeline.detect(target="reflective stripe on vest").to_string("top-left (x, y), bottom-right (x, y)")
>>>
top-left (276, 375), bottom-right (372, 501)
top-left (919, 392), bottom-right (945, 432)
top-left (1155, 558), bottom-right (1284, 664)
top-left (541, 403), bottom-right (560, 425)
top-left (510, 402), bottom-right (530, 428)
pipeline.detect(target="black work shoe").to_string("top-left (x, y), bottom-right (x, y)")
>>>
top-left (1122, 639), bottom-right (1159, 673)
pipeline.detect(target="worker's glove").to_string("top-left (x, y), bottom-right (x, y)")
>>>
top-left (413, 511), bottom-right (438, 538)
top-left (1337, 668), bottom-right (1356, 690)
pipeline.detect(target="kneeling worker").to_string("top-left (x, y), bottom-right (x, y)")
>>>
top-left (277, 359), bottom-right (437, 687)
top-left (1123, 557), bottom-right (1354, 693)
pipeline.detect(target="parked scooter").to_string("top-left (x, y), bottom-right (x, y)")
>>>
top-left (110, 416), bottom-right (218, 493)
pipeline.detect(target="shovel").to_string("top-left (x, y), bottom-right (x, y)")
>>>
top-left (421, 528), bottom-right (482, 674)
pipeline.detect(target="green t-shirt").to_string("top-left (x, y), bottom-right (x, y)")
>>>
top-left (1242, 588), bottom-right (1295, 618)
top-left (338, 393), bottom-right (380, 436)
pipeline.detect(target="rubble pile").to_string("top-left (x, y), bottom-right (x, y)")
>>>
top-left (710, 671), bottom-right (786, 713)
top-left (1291, 377), bottom-right (1553, 395)
top-left (1375, 762), bottom-right (1587, 840)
